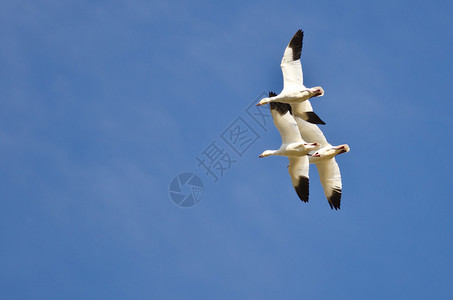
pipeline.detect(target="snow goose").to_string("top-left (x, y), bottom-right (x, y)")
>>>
top-left (259, 92), bottom-right (319, 203)
top-left (294, 117), bottom-right (350, 210)
top-left (257, 30), bottom-right (325, 125)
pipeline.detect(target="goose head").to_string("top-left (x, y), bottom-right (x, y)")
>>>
top-left (311, 144), bottom-right (350, 159)
top-left (310, 86), bottom-right (325, 97)
top-left (256, 97), bottom-right (270, 106)
top-left (258, 150), bottom-right (275, 158)
top-left (334, 144), bottom-right (350, 154)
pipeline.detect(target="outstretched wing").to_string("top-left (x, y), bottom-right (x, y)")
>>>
top-left (291, 101), bottom-right (326, 125)
top-left (269, 92), bottom-right (304, 145)
top-left (316, 158), bottom-right (342, 210)
top-left (294, 116), bottom-right (330, 147)
top-left (281, 29), bottom-right (303, 63)
top-left (281, 29), bottom-right (304, 92)
top-left (288, 156), bottom-right (310, 203)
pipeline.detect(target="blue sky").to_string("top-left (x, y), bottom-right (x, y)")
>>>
top-left (1, 0), bottom-right (452, 298)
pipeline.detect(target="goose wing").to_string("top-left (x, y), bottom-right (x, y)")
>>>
top-left (291, 101), bottom-right (326, 125)
top-left (281, 29), bottom-right (304, 93)
top-left (288, 156), bottom-right (310, 203)
top-left (316, 158), bottom-right (342, 210)
top-left (294, 116), bottom-right (330, 147)
top-left (269, 93), bottom-right (304, 145)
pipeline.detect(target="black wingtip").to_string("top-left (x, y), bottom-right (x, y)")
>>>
top-left (288, 29), bottom-right (304, 61)
top-left (304, 112), bottom-right (326, 125)
top-left (294, 176), bottom-right (309, 203)
top-left (328, 188), bottom-right (341, 210)
top-left (270, 101), bottom-right (292, 116)
top-left (268, 91), bottom-right (277, 97)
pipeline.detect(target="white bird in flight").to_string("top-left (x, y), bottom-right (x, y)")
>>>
top-left (294, 116), bottom-right (350, 210)
top-left (259, 92), bottom-right (319, 203)
top-left (258, 29), bottom-right (350, 209)
top-left (256, 29), bottom-right (325, 125)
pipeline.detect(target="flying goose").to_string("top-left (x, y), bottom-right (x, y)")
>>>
top-left (294, 116), bottom-right (350, 210)
top-left (259, 92), bottom-right (319, 203)
top-left (256, 30), bottom-right (325, 125)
